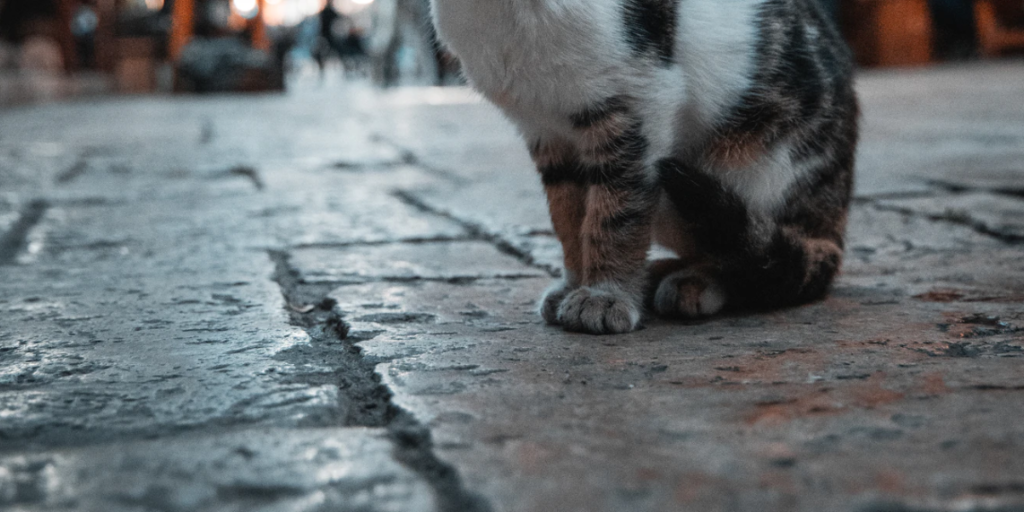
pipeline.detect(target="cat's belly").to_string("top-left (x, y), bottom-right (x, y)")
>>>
top-left (435, 0), bottom-right (631, 133)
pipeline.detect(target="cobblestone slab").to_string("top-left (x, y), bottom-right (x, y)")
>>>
top-left (0, 187), bottom-right (337, 447)
top-left (855, 62), bottom-right (1024, 199)
top-left (290, 241), bottom-right (547, 285)
top-left (0, 428), bottom-right (436, 512)
top-left (877, 192), bottom-right (1024, 241)
top-left (258, 165), bottom-right (468, 247)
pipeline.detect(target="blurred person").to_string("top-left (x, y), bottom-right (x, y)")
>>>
top-left (70, 0), bottom-right (98, 68)
top-left (313, 1), bottom-right (344, 77)
top-left (367, 0), bottom-right (437, 86)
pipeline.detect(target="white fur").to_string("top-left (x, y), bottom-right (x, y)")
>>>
top-left (673, 0), bottom-right (761, 144)
top-left (431, 0), bottom-right (769, 189)
top-left (431, 0), bottom-right (629, 140)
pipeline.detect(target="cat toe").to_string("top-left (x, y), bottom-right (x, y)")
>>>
top-left (653, 270), bottom-right (727, 318)
top-left (557, 287), bottom-right (641, 334)
top-left (539, 281), bottom-right (573, 325)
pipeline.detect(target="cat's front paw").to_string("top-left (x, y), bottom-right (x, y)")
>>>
top-left (540, 280), bottom-right (574, 325)
top-left (653, 269), bottom-right (727, 318)
top-left (557, 286), bottom-right (642, 335)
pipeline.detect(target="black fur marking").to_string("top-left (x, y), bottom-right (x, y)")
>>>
top-left (541, 119), bottom-right (651, 190)
top-left (570, 96), bottom-right (630, 130)
top-left (598, 121), bottom-right (649, 167)
top-left (539, 162), bottom-right (586, 186)
top-left (622, 0), bottom-right (678, 65)
top-left (709, 0), bottom-right (856, 157)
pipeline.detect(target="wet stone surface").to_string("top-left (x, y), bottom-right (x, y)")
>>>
top-left (2, 63), bottom-right (1024, 512)
top-left (290, 241), bottom-right (547, 285)
top-left (0, 428), bottom-right (436, 512)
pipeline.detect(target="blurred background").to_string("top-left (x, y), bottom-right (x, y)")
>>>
top-left (0, 0), bottom-right (1022, 105)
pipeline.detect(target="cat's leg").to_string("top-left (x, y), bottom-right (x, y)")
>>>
top-left (530, 140), bottom-right (587, 325)
top-left (554, 98), bottom-right (660, 334)
top-left (657, 158), bottom-right (846, 314)
top-left (650, 159), bottom-right (745, 318)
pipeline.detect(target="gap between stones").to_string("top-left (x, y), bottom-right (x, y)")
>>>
top-left (925, 179), bottom-right (1024, 201)
top-left (392, 189), bottom-right (560, 277)
top-left (863, 182), bottom-right (1024, 245)
top-left (267, 250), bottom-right (493, 512)
top-left (869, 201), bottom-right (1024, 245)
top-left (368, 134), bottom-right (472, 186)
top-left (858, 501), bottom-right (1024, 512)
top-left (0, 199), bottom-right (48, 266)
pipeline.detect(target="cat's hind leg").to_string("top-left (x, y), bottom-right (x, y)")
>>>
top-left (655, 158), bottom-right (846, 315)
top-left (648, 159), bottom-right (746, 318)
top-left (725, 227), bottom-right (844, 310)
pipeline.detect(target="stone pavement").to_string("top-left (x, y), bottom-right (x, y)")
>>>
top-left (1, 62), bottom-right (1023, 512)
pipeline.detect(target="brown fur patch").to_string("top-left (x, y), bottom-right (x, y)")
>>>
top-left (545, 183), bottom-right (588, 282)
top-left (576, 113), bottom-right (634, 167)
top-left (704, 132), bottom-right (768, 169)
top-left (800, 237), bottom-right (843, 286)
top-left (580, 185), bottom-right (653, 287)
top-left (530, 139), bottom-right (573, 169)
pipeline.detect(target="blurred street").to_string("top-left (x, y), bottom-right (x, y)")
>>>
top-left (2, 62), bottom-right (1024, 512)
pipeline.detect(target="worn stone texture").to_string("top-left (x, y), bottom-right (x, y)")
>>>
top-left (0, 93), bottom-right (455, 509)
top-left (877, 192), bottom-right (1024, 241)
top-left (0, 428), bottom-right (436, 512)
top-left (290, 241), bottom-right (546, 285)
top-left (2, 62), bottom-right (1023, 512)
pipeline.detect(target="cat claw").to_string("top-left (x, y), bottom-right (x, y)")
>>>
top-left (556, 286), bottom-right (642, 335)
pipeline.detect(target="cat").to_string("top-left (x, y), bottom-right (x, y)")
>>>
top-left (428, 0), bottom-right (859, 334)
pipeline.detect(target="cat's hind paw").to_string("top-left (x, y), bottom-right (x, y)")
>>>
top-left (653, 269), bottom-right (727, 318)
top-left (557, 286), bottom-right (642, 335)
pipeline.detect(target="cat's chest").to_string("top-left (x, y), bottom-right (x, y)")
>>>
top-left (433, 0), bottom-right (626, 125)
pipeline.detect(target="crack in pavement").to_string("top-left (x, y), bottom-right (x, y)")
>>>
top-left (369, 134), bottom-right (472, 185)
top-left (227, 165), bottom-right (265, 191)
top-left (924, 179), bottom-right (1024, 200)
top-left (869, 200), bottom-right (1024, 244)
top-left (0, 199), bottom-right (48, 265)
top-left (267, 250), bottom-right (493, 512)
top-left (292, 235), bottom-right (478, 250)
top-left (860, 181), bottom-right (1024, 244)
top-left (392, 189), bottom-right (560, 277)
